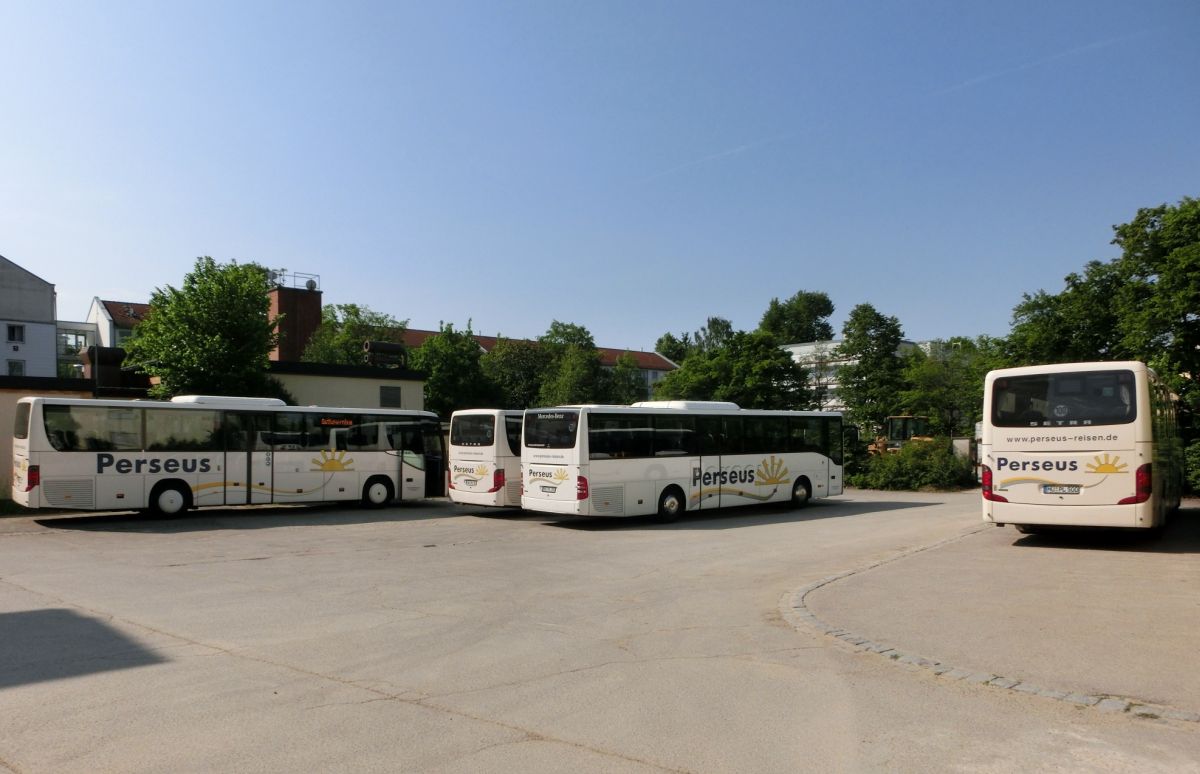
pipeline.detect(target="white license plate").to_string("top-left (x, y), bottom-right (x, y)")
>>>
top-left (540, 485), bottom-right (557, 493)
top-left (1043, 485), bottom-right (1081, 495)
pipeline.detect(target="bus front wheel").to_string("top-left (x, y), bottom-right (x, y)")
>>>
top-left (149, 482), bottom-right (191, 517)
top-left (791, 478), bottom-right (811, 508)
top-left (362, 477), bottom-right (394, 508)
top-left (657, 487), bottom-right (686, 523)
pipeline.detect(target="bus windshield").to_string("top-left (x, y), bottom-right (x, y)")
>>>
top-left (991, 369), bottom-right (1136, 428)
top-left (523, 411), bottom-right (579, 449)
top-left (451, 415), bottom-right (496, 447)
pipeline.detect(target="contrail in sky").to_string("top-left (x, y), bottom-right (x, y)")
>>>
top-left (931, 31), bottom-right (1152, 97)
top-left (638, 133), bottom-right (792, 184)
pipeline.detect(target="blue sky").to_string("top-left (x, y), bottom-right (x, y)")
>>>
top-left (2, 1), bottom-right (1197, 353)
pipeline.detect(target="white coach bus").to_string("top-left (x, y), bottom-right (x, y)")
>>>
top-left (981, 361), bottom-right (1183, 532)
top-left (12, 395), bottom-right (446, 515)
top-left (521, 401), bottom-right (843, 520)
top-left (447, 409), bottom-right (523, 508)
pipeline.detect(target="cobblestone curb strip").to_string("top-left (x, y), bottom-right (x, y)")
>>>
top-left (783, 527), bottom-right (1200, 725)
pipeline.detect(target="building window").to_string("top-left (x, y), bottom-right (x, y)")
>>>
top-left (8, 360), bottom-right (25, 376)
top-left (380, 386), bottom-right (405, 408)
top-left (7, 325), bottom-right (24, 343)
top-left (59, 331), bottom-right (90, 356)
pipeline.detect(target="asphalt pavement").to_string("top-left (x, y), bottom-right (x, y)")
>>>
top-left (796, 500), bottom-right (1200, 723)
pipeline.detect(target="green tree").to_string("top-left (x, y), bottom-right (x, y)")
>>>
top-left (1110, 197), bottom-right (1200, 419)
top-left (480, 337), bottom-right (551, 409)
top-left (124, 257), bottom-right (280, 398)
top-left (302, 304), bottom-right (407, 366)
top-left (655, 332), bottom-right (692, 364)
top-left (836, 304), bottom-right (906, 431)
top-left (654, 330), bottom-right (810, 409)
top-left (537, 321), bottom-right (602, 405)
top-left (1005, 259), bottom-right (1127, 365)
top-left (758, 290), bottom-right (835, 343)
top-left (601, 351), bottom-right (649, 404)
top-left (900, 337), bottom-right (1004, 436)
top-left (408, 322), bottom-right (494, 417)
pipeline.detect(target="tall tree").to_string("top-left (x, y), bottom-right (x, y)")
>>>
top-left (900, 337), bottom-right (1005, 435)
top-left (1110, 197), bottom-right (1200, 418)
top-left (537, 321), bottom-right (602, 405)
top-left (654, 330), bottom-right (810, 409)
top-left (601, 351), bottom-right (649, 404)
top-left (480, 337), bottom-right (551, 409)
top-left (301, 304), bottom-right (407, 366)
top-left (835, 303), bottom-right (906, 431)
top-left (408, 322), bottom-right (494, 417)
top-left (758, 290), bottom-right (835, 343)
top-left (1005, 259), bottom-right (1127, 365)
top-left (654, 331), bottom-right (692, 365)
top-left (693, 316), bottom-right (735, 354)
top-left (124, 257), bottom-right (280, 398)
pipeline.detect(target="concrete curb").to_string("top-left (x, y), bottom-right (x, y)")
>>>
top-left (783, 526), bottom-right (1200, 725)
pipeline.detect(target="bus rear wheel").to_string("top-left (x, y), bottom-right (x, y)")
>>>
top-left (362, 477), bottom-right (394, 508)
top-left (657, 487), bottom-right (686, 523)
top-left (149, 482), bottom-right (191, 517)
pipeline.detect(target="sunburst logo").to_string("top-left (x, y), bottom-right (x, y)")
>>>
top-left (312, 449), bottom-right (355, 472)
top-left (1086, 454), bottom-right (1127, 474)
top-left (553, 468), bottom-right (569, 484)
top-left (475, 464), bottom-right (489, 478)
top-left (755, 455), bottom-right (791, 486)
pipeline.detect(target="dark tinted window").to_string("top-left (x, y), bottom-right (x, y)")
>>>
top-left (504, 415), bottom-right (523, 456)
top-left (451, 414), bottom-right (496, 447)
top-left (524, 411), bottom-right (579, 449)
top-left (589, 413), bottom-right (653, 459)
top-left (992, 370), bottom-right (1136, 427)
top-left (14, 402), bottom-right (30, 440)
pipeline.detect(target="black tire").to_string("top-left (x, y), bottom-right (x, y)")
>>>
top-left (791, 478), bottom-right (811, 508)
top-left (656, 486), bottom-right (686, 523)
top-left (149, 482), bottom-right (191, 517)
top-left (362, 477), bottom-right (394, 508)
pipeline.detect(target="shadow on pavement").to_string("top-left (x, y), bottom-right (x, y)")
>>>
top-left (1011, 504), bottom-right (1200, 554)
top-left (548, 497), bottom-right (937, 531)
top-left (34, 499), bottom-right (459, 534)
top-left (0, 609), bottom-right (166, 689)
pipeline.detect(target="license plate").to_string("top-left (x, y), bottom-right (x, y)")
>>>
top-left (1043, 485), bottom-right (1081, 495)
top-left (540, 485), bottom-right (557, 493)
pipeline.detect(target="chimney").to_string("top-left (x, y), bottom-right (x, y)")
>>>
top-left (268, 273), bottom-right (322, 362)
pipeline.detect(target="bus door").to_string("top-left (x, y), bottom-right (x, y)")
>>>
top-left (224, 412), bottom-right (274, 505)
top-left (422, 419), bottom-right (446, 498)
top-left (696, 416), bottom-right (726, 510)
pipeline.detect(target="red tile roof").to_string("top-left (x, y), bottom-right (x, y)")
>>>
top-left (401, 329), bottom-right (676, 371)
top-left (102, 300), bottom-right (151, 329)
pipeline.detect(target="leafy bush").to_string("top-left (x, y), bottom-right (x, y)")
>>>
top-left (846, 438), bottom-right (975, 491)
top-left (1185, 441), bottom-right (1200, 495)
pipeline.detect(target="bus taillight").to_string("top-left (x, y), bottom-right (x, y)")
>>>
top-left (488, 469), bottom-right (505, 494)
top-left (981, 465), bottom-right (1007, 502)
top-left (1118, 464), bottom-right (1152, 505)
top-left (576, 476), bottom-right (589, 500)
top-left (25, 465), bottom-right (40, 491)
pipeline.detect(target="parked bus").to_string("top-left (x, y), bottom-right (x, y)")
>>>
top-left (447, 409), bottom-right (523, 508)
top-left (521, 401), bottom-right (843, 520)
top-left (981, 361), bottom-right (1182, 532)
top-left (12, 395), bottom-right (445, 515)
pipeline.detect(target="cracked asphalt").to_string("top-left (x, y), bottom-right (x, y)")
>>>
top-left (0, 491), bottom-right (1197, 772)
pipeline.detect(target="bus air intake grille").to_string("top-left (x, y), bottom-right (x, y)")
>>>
top-left (591, 485), bottom-right (625, 516)
top-left (44, 480), bottom-right (95, 509)
top-left (505, 481), bottom-right (522, 504)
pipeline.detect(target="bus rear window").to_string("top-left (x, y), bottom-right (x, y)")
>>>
top-left (451, 415), bottom-right (496, 447)
top-left (524, 411), bottom-right (579, 449)
top-left (992, 370), bottom-right (1136, 427)
top-left (14, 402), bottom-right (30, 440)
